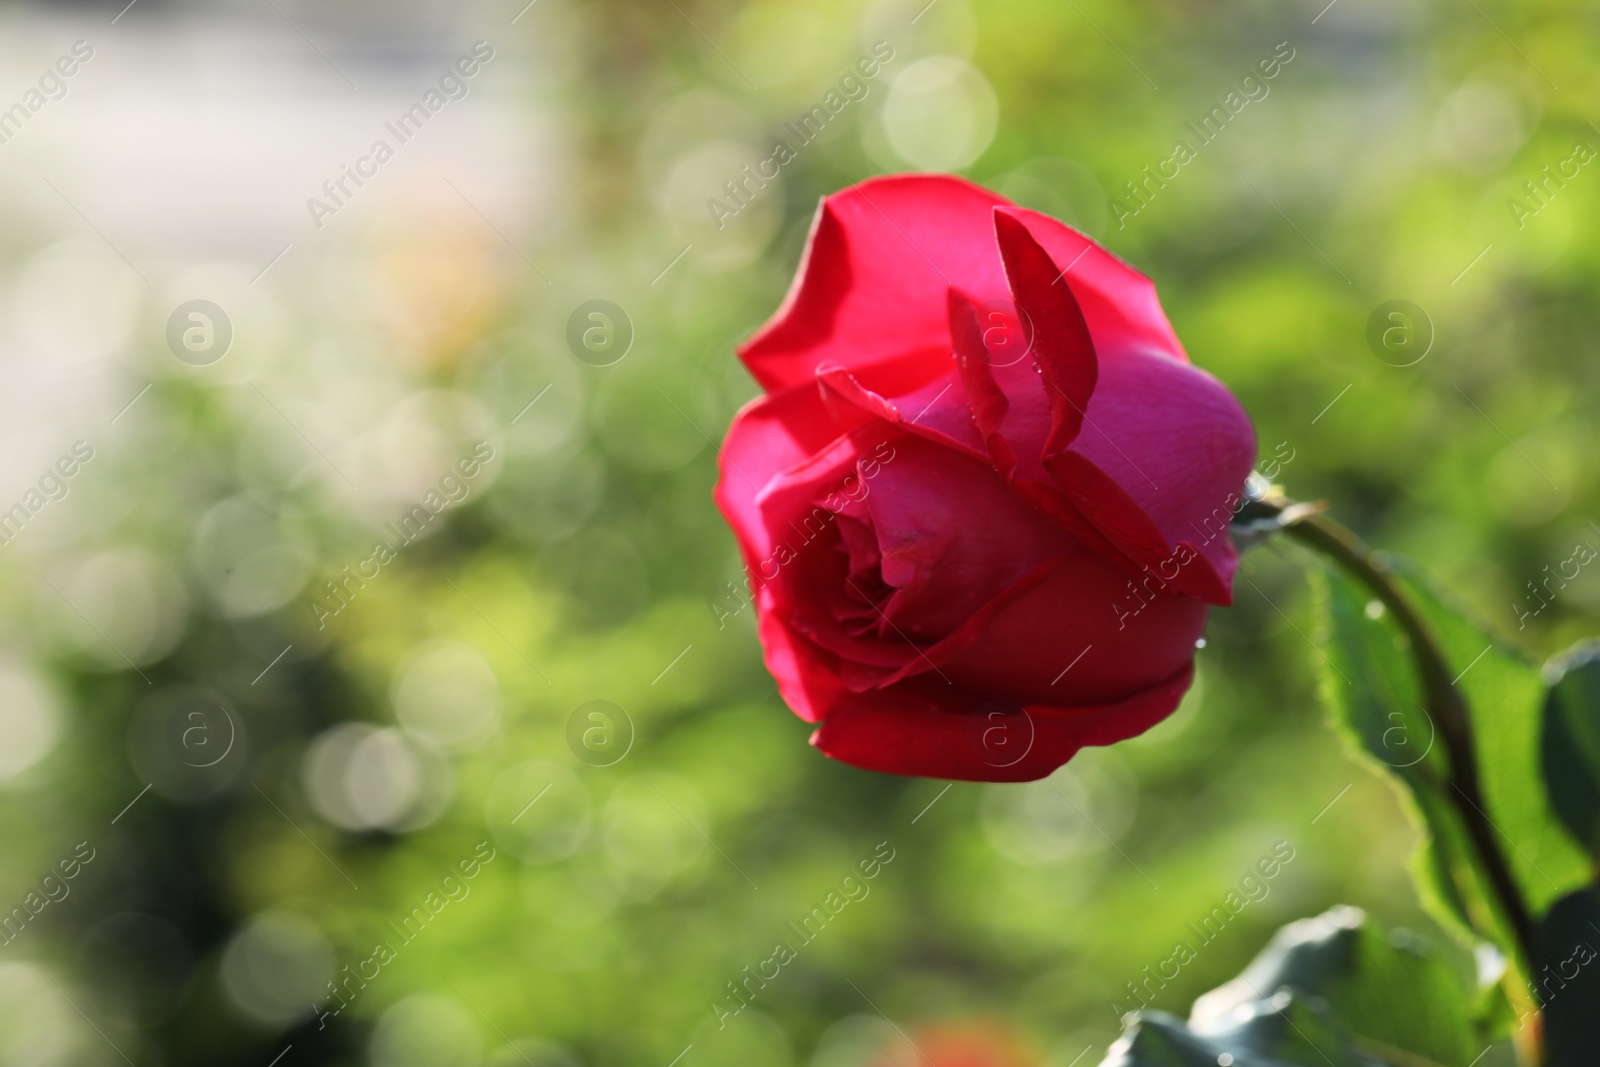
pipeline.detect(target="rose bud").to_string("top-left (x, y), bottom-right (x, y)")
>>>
top-left (715, 175), bottom-right (1256, 782)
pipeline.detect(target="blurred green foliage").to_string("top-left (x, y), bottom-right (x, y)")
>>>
top-left (3, 0), bottom-right (1598, 1065)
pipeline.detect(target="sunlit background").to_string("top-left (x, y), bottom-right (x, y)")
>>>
top-left (0, 0), bottom-right (1594, 1063)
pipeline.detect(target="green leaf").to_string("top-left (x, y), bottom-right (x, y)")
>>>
top-left (1103, 999), bottom-right (1382, 1067)
top-left (1536, 885), bottom-right (1600, 1067)
top-left (1398, 570), bottom-right (1591, 917)
top-left (1100, 907), bottom-right (1489, 1067)
top-left (1189, 907), bottom-right (1481, 1064)
top-left (1540, 643), bottom-right (1600, 860)
top-left (1312, 564), bottom-right (1505, 951)
top-left (1309, 561), bottom-right (1590, 960)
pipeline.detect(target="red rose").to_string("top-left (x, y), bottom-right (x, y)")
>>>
top-left (715, 175), bottom-right (1255, 782)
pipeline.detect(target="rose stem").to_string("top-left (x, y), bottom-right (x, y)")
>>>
top-left (1276, 508), bottom-right (1541, 983)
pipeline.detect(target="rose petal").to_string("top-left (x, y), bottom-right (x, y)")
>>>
top-left (739, 175), bottom-right (1189, 393)
top-left (1045, 450), bottom-right (1230, 605)
top-left (755, 586), bottom-right (845, 724)
top-left (858, 433), bottom-right (1075, 636)
top-left (769, 431), bottom-right (1087, 695)
top-left (739, 431), bottom-right (910, 714)
top-left (996, 204), bottom-right (1190, 365)
top-left (1067, 349), bottom-right (1258, 590)
top-left (940, 549), bottom-right (1210, 705)
top-left (714, 381), bottom-right (869, 569)
top-left (948, 287), bottom-right (1017, 466)
top-left (809, 664), bottom-right (1194, 782)
top-left (949, 286), bottom-right (1227, 602)
top-left (994, 207), bottom-right (1096, 456)
top-left (817, 363), bottom-right (989, 463)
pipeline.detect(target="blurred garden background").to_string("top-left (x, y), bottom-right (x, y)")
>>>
top-left (0, 0), bottom-right (1595, 1063)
